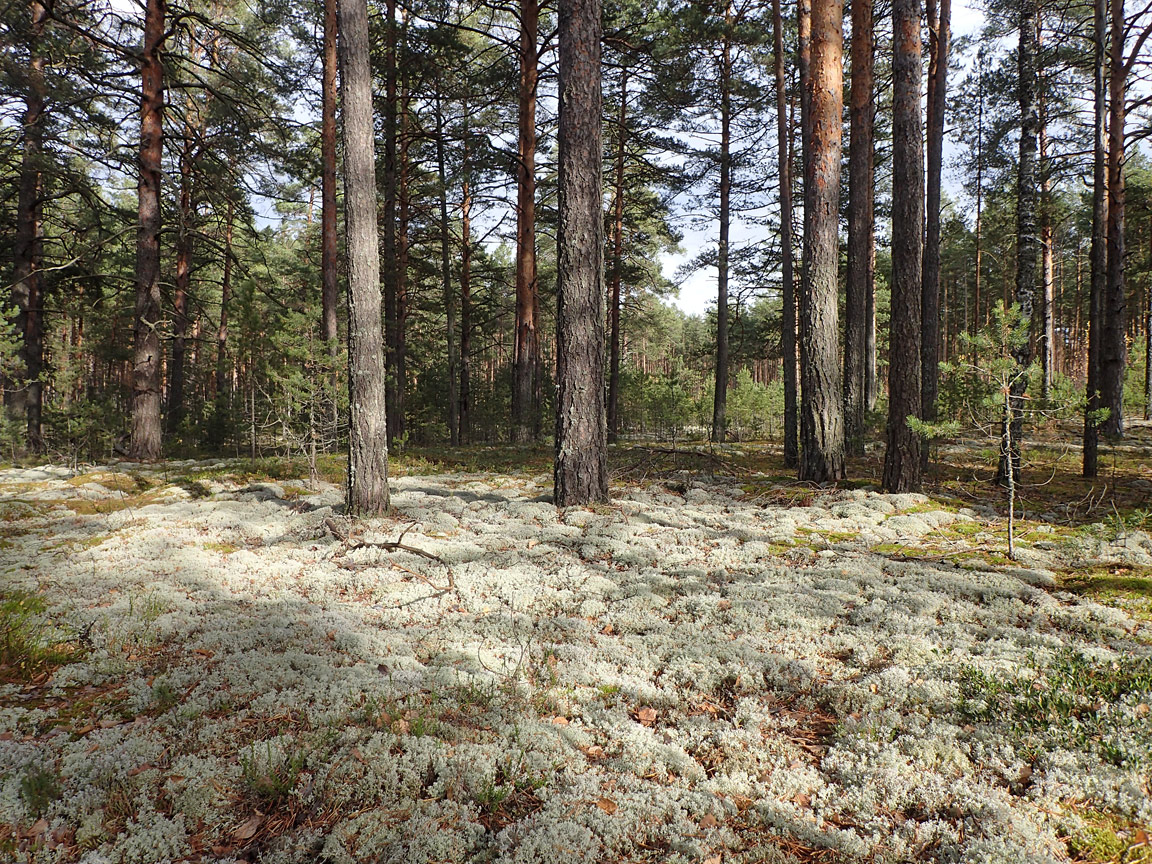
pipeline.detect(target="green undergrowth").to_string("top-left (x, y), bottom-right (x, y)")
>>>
top-left (1065, 808), bottom-right (1152, 863)
top-left (959, 650), bottom-right (1152, 767)
top-left (1063, 565), bottom-right (1152, 624)
top-left (0, 590), bottom-right (83, 682)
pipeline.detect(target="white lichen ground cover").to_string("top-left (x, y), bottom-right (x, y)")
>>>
top-left (1, 461), bottom-right (1150, 864)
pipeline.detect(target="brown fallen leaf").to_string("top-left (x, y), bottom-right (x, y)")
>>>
top-left (704, 855), bottom-right (723, 864)
top-left (634, 707), bottom-right (657, 725)
top-left (26, 819), bottom-right (49, 838)
top-left (1135, 703), bottom-right (1150, 718)
top-left (74, 724), bottom-right (95, 736)
top-left (551, 716), bottom-right (570, 726)
top-left (596, 798), bottom-right (618, 815)
top-left (233, 813), bottom-right (264, 842)
top-left (791, 793), bottom-right (811, 808)
top-left (1132, 827), bottom-right (1149, 846)
top-left (581, 745), bottom-right (605, 760)
top-left (699, 813), bottom-right (719, 829)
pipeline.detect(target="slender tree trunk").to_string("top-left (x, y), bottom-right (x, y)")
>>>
top-left (460, 140), bottom-right (473, 444)
top-left (774, 0), bottom-right (798, 468)
top-left (712, 17), bottom-right (732, 444)
top-left (513, 0), bottom-right (540, 443)
top-left (436, 91), bottom-right (459, 446)
top-left (168, 123), bottom-right (195, 434)
top-left (1101, 0), bottom-right (1126, 438)
top-left (9, 0), bottom-right (46, 451)
top-left (554, 0), bottom-right (607, 505)
top-left (799, 0), bottom-right (845, 482)
top-left (213, 200), bottom-right (234, 443)
top-left (882, 0), bottom-right (923, 492)
top-left (321, 0), bottom-right (339, 348)
top-left (844, 0), bottom-right (873, 457)
top-left (607, 68), bottom-right (627, 445)
top-left (395, 54), bottom-right (410, 445)
top-left (921, 0), bottom-right (949, 468)
top-left (999, 0), bottom-right (1039, 484)
top-left (382, 0), bottom-right (399, 447)
top-left (131, 0), bottom-right (166, 461)
top-left (340, 0), bottom-right (389, 513)
top-left (972, 50), bottom-right (985, 345)
top-left (1038, 13), bottom-right (1054, 402)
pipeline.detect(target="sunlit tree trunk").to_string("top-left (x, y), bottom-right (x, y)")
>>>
top-left (9, 0), bottom-right (46, 451)
top-left (554, 0), bottom-right (607, 504)
top-left (882, 0), bottom-right (923, 492)
top-left (799, 0), bottom-right (845, 482)
top-left (1084, 0), bottom-right (1107, 476)
top-left (844, 0), bottom-right (873, 457)
top-left (513, 0), bottom-right (540, 442)
top-left (921, 0), bottom-right (949, 468)
top-left (340, 0), bottom-right (389, 513)
top-left (774, 0), bottom-right (798, 467)
top-left (321, 0), bottom-right (339, 349)
top-left (131, 0), bottom-right (166, 461)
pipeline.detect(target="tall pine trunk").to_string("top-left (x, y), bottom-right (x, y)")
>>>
top-left (1084, 0), bottom-right (1107, 476)
top-left (130, 0), bottom-right (166, 461)
top-left (340, 0), bottom-right (389, 513)
top-left (999, 0), bottom-right (1039, 484)
top-left (774, 0), bottom-right (797, 467)
top-left (321, 0), bottom-right (339, 349)
top-left (513, 0), bottom-right (540, 443)
top-left (799, 0), bottom-right (845, 482)
top-left (168, 121), bottom-right (195, 434)
top-left (460, 137), bottom-right (473, 444)
top-left (921, 0), bottom-right (949, 467)
top-left (882, 0), bottom-right (923, 492)
top-left (712, 15), bottom-right (732, 444)
top-left (844, 0), bottom-right (873, 457)
top-left (212, 200), bottom-right (234, 446)
top-left (1101, 0), bottom-right (1126, 438)
top-left (607, 68), bottom-right (627, 445)
top-left (382, 0), bottom-right (399, 447)
top-left (436, 91), bottom-right (459, 446)
top-left (554, 0), bottom-right (607, 505)
top-left (9, 0), bottom-right (46, 451)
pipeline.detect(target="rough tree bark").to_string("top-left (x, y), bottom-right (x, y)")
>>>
top-left (773, 0), bottom-right (798, 468)
top-left (130, 0), bottom-right (166, 461)
top-left (1084, 0), bottom-right (1107, 476)
top-left (607, 68), bottom-right (627, 445)
top-left (1100, 0), bottom-right (1126, 439)
top-left (998, 0), bottom-right (1039, 485)
top-left (799, 0), bottom-right (845, 482)
top-left (321, 0), bottom-right (339, 349)
top-left (554, 0), bottom-right (607, 505)
top-left (921, 0), bottom-right (949, 467)
top-left (9, 0), bottom-right (46, 451)
top-left (340, 0), bottom-right (389, 513)
top-left (513, 0), bottom-right (540, 443)
top-left (844, 0), bottom-right (873, 457)
top-left (382, 0), bottom-right (399, 447)
top-left (436, 91), bottom-right (459, 446)
top-left (882, 0), bottom-right (923, 493)
top-left (712, 13), bottom-right (732, 444)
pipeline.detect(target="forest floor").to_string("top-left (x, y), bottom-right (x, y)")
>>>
top-left (1, 423), bottom-right (1151, 864)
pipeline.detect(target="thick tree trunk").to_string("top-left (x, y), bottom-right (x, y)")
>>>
top-left (1084, 0), bottom-right (1106, 476)
top-left (554, 0), bottom-right (607, 505)
top-left (131, 0), bottom-right (166, 461)
top-left (773, 0), bottom-right (798, 468)
top-left (607, 68), bottom-right (627, 445)
top-left (340, 0), bottom-right (389, 513)
top-left (1101, 0), bottom-right (1126, 438)
top-left (712, 19), bottom-right (732, 444)
top-left (844, 0), bottom-right (873, 457)
top-left (321, 0), bottom-right (339, 349)
top-left (436, 92), bottom-right (459, 446)
top-left (882, 0), bottom-right (923, 493)
top-left (513, 0), bottom-right (540, 443)
top-left (799, 0), bottom-right (845, 482)
top-left (999, 0), bottom-right (1039, 485)
top-left (921, 0), bottom-right (949, 468)
top-left (9, 0), bottom-right (46, 451)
